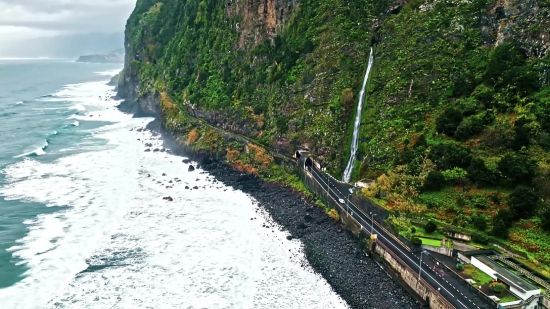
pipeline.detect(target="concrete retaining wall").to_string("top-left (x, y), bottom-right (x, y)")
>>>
top-left (422, 244), bottom-right (453, 256)
top-left (375, 242), bottom-right (453, 309)
top-left (446, 231), bottom-right (471, 242)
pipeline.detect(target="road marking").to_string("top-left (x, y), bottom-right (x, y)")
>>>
top-left (307, 168), bottom-right (467, 308)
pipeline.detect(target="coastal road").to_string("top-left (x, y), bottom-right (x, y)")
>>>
top-left (307, 165), bottom-right (488, 309)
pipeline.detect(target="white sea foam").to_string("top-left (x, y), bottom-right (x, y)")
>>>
top-left (15, 101), bottom-right (24, 105)
top-left (13, 140), bottom-right (48, 158)
top-left (71, 121), bottom-right (79, 127)
top-left (69, 104), bottom-right (86, 112)
top-left (95, 69), bottom-right (121, 76)
top-left (0, 81), bottom-right (349, 309)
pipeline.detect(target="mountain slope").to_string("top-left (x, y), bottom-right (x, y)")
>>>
top-left (119, 0), bottom-right (550, 269)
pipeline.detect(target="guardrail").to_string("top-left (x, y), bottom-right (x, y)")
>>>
top-left (303, 167), bottom-right (415, 252)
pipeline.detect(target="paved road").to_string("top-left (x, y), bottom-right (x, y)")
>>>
top-left (306, 165), bottom-right (489, 309)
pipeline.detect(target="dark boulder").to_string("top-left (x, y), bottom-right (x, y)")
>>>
top-left (188, 165), bottom-right (195, 172)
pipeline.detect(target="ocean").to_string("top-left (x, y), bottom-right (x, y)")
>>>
top-left (0, 59), bottom-right (348, 309)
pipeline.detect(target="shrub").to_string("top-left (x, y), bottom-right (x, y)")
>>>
top-left (425, 221), bottom-right (437, 234)
top-left (327, 209), bottom-right (340, 222)
top-left (411, 236), bottom-right (422, 245)
top-left (456, 263), bottom-right (464, 271)
top-left (187, 128), bottom-right (199, 143)
top-left (226, 149), bottom-right (240, 161)
top-left (411, 227), bottom-right (417, 234)
top-left (455, 114), bottom-right (487, 141)
top-left (497, 153), bottom-right (537, 185)
top-left (423, 171), bottom-right (446, 191)
top-left (428, 142), bottom-right (472, 170)
top-left (472, 216), bottom-right (488, 232)
top-left (340, 88), bottom-right (354, 109)
top-left (508, 185), bottom-right (540, 220)
top-left (436, 108), bottom-right (463, 136)
top-left (442, 167), bottom-right (468, 183)
top-left (467, 158), bottom-right (497, 186)
top-left (489, 282), bottom-right (506, 293)
top-left (472, 233), bottom-right (490, 245)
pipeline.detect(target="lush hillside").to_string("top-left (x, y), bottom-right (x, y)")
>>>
top-left (120, 0), bottom-right (550, 269)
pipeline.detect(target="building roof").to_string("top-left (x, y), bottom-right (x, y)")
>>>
top-left (475, 255), bottom-right (539, 293)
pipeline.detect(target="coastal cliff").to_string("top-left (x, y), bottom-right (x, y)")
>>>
top-left (119, 0), bottom-right (550, 281)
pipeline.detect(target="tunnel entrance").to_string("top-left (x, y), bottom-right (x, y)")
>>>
top-left (294, 151), bottom-right (302, 160)
top-left (305, 157), bottom-right (313, 170)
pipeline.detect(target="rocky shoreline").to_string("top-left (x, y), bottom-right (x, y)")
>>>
top-left (119, 102), bottom-right (422, 309)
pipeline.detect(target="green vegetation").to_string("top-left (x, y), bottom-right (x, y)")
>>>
top-left (122, 0), bottom-right (550, 268)
top-left (463, 264), bottom-right (493, 286)
top-left (418, 237), bottom-right (441, 247)
top-left (412, 226), bottom-right (445, 240)
top-left (489, 282), bottom-right (506, 293)
top-left (498, 295), bottom-right (519, 303)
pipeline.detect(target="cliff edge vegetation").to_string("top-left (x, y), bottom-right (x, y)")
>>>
top-left (119, 0), bottom-right (550, 272)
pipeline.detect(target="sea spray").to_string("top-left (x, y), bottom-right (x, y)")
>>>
top-left (342, 48), bottom-right (374, 183)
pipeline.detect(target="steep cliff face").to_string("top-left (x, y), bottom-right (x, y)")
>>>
top-left (119, 0), bottom-right (391, 170)
top-left (120, 0), bottom-right (550, 266)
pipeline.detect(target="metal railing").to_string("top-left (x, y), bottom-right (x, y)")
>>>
top-left (489, 254), bottom-right (550, 298)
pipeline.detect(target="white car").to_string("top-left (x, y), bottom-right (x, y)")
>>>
top-left (338, 198), bottom-right (345, 204)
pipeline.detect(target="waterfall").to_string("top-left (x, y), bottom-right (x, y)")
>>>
top-left (342, 48), bottom-right (374, 183)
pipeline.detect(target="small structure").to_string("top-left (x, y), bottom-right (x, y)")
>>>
top-left (470, 255), bottom-right (540, 309)
top-left (294, 149), bottom-right (321, 171)
top-left (354, 178), bottom-right (374, 189)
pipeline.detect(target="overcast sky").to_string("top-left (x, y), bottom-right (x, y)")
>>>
top-left (0, 0), bottom-right (136, 46)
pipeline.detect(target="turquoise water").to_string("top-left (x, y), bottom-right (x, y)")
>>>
top-left (0, 59), bottom-right (122, 288)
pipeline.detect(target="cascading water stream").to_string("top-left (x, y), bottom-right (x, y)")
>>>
top-left (342, 48), bottom-right (374, 183)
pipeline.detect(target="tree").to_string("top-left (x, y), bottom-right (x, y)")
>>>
top-left (442, 167), bottom-right (468, 184)
top-left (491, 209), bottom-right (513, 238)
top-left (436, 108), bottom-right (463, 136)
top-left (497, 153), bottom-right (537, 185)
top-left (413, 134), bottom-right (428, 149)
top-left (456, 263), bottom-right (464, 271)
top-left (472, 215), bottom-right (488, 231)
top-left (455, 114), bottom-right (486, 141)
top-left (541, 208), bottom-right (550, 232)
top-left (423, 171), bottom-right (446, 191)
top-left (512, 126), bottom-right (530, 151)
top-left (425, 221), bottom-right (437, 234)
top-left (508, 185), bottom-right (540, 220)
top-left (467, 158), bottom-right (496, 186)
top-left (472, 233), bottom-right (490, 245)
top-left (428, 142), bottom-right (472, 170)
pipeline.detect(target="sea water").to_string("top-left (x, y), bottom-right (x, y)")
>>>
top-left (0, 59), bottom-right (348, 308)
